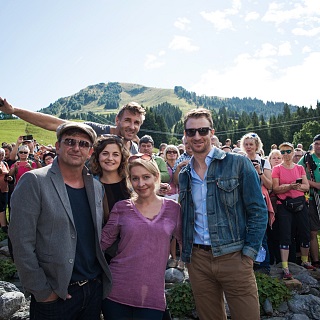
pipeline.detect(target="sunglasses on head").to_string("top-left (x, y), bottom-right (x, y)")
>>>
top-left (280, 150), bottom-right (292, 155)
top-left (185, 127), bottom-right (212, 137)
top-left (61, 138), bottom-right (92, 149)
top-left (128, 153), bottom-right (152, 163)
top-left (19, 151), bottom-right (28, 154)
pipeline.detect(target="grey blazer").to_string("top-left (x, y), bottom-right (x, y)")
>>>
top-left (9, 158), bottom-right (112, 302)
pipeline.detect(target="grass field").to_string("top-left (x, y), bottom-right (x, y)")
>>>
top-left (1, 119), bottom-right (65, 146)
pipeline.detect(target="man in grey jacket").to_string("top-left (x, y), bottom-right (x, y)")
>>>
top-left (9, 122), bottom-right (112, 319)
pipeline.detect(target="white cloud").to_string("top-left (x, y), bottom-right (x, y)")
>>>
top-left (174, 17), bottom-right (191, 31)
top-left (255, 43), bottom-right (278, 58)
top-left (144, 54), bottom-right (165, 70)
top-left (245, 11), bottom-right (260, 21)
top-left (254, 42), bottom-right (291, 58)
top-left (191, 52), bottom-right (320, 108)
top-left (200, 10), bottom-right (234, 31)
top-left (168, 36), bottom-right (199, 52)
top-left (262, 0), bottom-right (320, 25)
top-left (278, 41), bottom-right (292, 56)
top-left (302, 45), bottom-right (311, 53)
top-left (292, 27), bottom-right (320, 36)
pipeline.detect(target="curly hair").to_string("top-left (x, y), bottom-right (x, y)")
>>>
top-left (90, 135), bottom-right (130, 178)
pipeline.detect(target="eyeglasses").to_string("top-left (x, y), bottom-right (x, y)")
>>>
top-left (166, 150), bottom-right (178, 155)
top-left (61, 138), bottom-right (92, 149)
top-left (185, 127), bottom-right (212, 137)
top-left (19, 151), bottom-right (28, 154)
top-left (280, 150), bottom-right (292, 155)
top-left (128, 153), bottom-right (152, 163)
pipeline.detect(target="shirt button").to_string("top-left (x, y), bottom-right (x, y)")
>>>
top-left (71, 234), bottom-right (75, 239)
top-left (69, 259), bottom-right (74, 264)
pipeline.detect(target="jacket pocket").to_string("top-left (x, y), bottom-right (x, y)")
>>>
top-left (217, 178), bottom-right (239, 207)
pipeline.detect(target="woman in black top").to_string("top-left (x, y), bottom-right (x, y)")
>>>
top-left (90, 135), bottom-right (131, 218)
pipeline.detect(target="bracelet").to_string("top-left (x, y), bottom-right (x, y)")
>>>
top-left (258, 172), bottom-right (263, 176)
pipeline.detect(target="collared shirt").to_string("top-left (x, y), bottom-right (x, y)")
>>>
top-left (191, 148), bottom-right (215, 245)
top-left (172, 152), bottom-right (192, 173)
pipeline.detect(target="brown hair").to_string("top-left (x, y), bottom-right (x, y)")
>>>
top-left (90, 135), bottom-right (130, 178)
top-left (183, 108), bottom-right (213, 129)
top-left (117, 102), bottom-right (146, 122)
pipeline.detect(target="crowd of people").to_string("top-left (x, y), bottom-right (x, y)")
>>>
top-left (0, 96), bottom-right (319, 320)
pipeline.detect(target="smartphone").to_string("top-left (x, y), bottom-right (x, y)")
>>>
top-left (251, 159), bottom-right (259, 165)
top-left (23, 135), bottom-right (33, 141)
top-left (296, 179), bottom-right (302, 184)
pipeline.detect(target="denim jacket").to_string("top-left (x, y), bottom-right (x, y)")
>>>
top-left (179, 148), bottom-right (267, 263)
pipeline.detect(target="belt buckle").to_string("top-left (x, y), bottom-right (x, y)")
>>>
top-left (78, 280), bottom-right (89, 286)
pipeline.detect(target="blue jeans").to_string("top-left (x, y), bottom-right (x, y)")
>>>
top-left (30, 279), bottom-right (102, 320)
top-left (102, 298), bottom-right (164, 320)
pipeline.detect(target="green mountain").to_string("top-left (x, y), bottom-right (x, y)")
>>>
top-left (39, 82), bottom-right (297, 119)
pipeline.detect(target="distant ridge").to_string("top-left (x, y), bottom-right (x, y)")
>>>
top-left (39, 82), bottom-right (297, 119)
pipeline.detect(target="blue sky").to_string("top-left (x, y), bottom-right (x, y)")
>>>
top-left (1, 0), bottom-right (319, 111)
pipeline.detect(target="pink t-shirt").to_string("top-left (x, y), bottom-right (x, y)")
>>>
top-left (101, 198), bottom-right (182, 311)
top-left (272, 164), bottom-right (306, 201)
top-left (10, 161), bottom-right (37, 185)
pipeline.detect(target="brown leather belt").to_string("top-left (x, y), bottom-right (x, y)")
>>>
top-left (193, 243), bottom-right (212, 251)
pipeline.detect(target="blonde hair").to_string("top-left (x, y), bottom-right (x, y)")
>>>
top-left (128, 158), bottom-right (160, 198)
top-left (240, 132), bottom-right (263, 153)
top-left (164, 145), bottom-right (179, 161)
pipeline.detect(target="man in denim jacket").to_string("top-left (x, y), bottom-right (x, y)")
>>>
top-left (179, 108), bottom-right (267, 320)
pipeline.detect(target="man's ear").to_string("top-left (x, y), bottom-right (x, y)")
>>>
top-left (115, 115), bottom-right (120, 126)
top-left (87, 147), bottom-right (94, 159)
top-left (55, 141), bottom-right (60, 153)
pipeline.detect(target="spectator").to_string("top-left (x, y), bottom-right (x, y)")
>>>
top-left (210, 134), bottom-right (220, 148)
top-left (157, 143), bottom-right (167, 159)
top-left (293, 147), bottom-right (304, 164)
top-left (298, 134), bottom-right (320, 268)
top-left (138, 135), bottom-right (170, 183)
top-left (221, 145), bottom-right (232, 153)
top-left (8, 145), bottom-right (38, 185)
top-left (163, 144), bottom-right (184, 270)
top-left (42, 152), bottom-right (56, 166)
top-left (101, 156), bottom-right (181, 319)
top-left (172, 136), bottom-right (193, 185)
top-left (0, 148), bottom-right (10, 233)
top-left (272, 142), bottom-right (314, 280)
top-left (240, 132), bottom-right (273, 274)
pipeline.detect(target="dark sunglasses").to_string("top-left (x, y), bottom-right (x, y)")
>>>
top-left (19, 151), bottom-right (28, 154)
top-left (280, 150), bottom-right (292, 155)
top-left (128, 153), bottom-right (152, 163)
top-left (61, 138), bottom-right (92, 149)
top-left (166, 150), bottom-right (178, 155)
top-left (185, 127), bottom-right (212, 137)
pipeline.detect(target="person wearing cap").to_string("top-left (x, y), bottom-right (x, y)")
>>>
top-left (9, 122), bottom-right (112, 319)
top-left (138, 135), bottom-right (170, 183)
top-left (272, 142), bottom-right (314, 279)
top-left (298, 134), bottom-right (320, 268)
top-left (0, 98), bottom-right (145, 155)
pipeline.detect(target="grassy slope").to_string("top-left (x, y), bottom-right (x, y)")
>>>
top-left (0, 120), bottom-right (59, 146)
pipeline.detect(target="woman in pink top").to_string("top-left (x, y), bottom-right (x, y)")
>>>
top-left (272, 142), bottom-right (313, 280)
top-left (101, 154), bottom-right (182, 320)
top-left (8, 145), bottom-right (38, 185)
